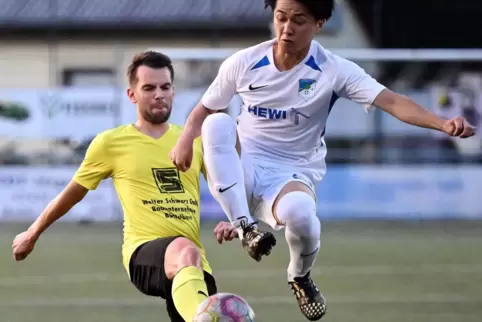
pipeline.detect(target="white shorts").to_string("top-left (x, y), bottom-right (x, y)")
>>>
top-left (241, 154), bottom-right (317, 230)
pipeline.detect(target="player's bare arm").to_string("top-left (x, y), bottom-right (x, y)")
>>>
top-left (374, 88), bottom-right (476, 138)
top-left (12, 181), bottom-right (88, 261)
top-left (184, 102), bottom-right (217, 141)
top-left (171, 44), bottom-right (241, 172)
top-left (170, 102), bottom-right (216, 172)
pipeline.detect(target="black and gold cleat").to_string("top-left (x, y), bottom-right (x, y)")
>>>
top-left (240, 221), bottom-right (276, 262)
top-left (289, 272), bottom-right (326, 321)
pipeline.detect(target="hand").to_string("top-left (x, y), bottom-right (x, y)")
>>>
top-left (213, 221), bottom-right (239, 244)
top-left (169, 136), bottom-right (194, 172)
top-left (12, 231), bottom-right (38, 261)
top-left (441, 116), bottom-right (476, 138)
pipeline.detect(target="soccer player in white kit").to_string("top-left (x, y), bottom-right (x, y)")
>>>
top-left (170, 0), bottom-right (476, 320)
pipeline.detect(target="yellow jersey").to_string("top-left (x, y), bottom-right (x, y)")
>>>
top-left (73, 124), bottom-right (212, 276)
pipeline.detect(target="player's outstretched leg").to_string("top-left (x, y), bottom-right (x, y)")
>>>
top-left (166, 238), bottom-right (211, 321)
top-left (202, 113), bottom-right (276, 262)
top-left (129, 237), bottom-right (217, 322)
top-left (276, 191), bottom-right (326, 321)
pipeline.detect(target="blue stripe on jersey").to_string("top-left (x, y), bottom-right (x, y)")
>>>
top-left (320, 91), bottom-right (340, 140)
top-left (251, 56), bottom-right (270, 70)
top-left (305, 56), bottom-right (322, 72)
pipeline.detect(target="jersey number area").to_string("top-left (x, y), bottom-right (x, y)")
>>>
top-left (152, 168), bottom-right (185, 194)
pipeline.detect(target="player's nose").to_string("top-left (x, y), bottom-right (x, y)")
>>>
top-left (153, 88), bottom-right (164, 100)
top-left (282, 21), bottom-right (295, 35)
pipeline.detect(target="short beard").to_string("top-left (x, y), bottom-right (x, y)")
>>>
top-left (141, 108), bottom-right (171, 124)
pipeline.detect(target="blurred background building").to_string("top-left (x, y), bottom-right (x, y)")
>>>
top-left (1, 0), bottom-right (481, 217)
top-left (1, 0), bottom-right (482, 219)
top-left (1, 1), bottom-right (481, 321)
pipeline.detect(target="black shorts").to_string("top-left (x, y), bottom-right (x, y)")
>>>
top-left (129, 236), bottom-right (217, 322)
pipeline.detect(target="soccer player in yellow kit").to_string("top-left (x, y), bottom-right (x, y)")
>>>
top-left (12, 51), bottom-right (236, 322)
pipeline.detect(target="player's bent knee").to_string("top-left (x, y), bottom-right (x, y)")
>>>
top-left (164, 237), bottom-right (202, 280)
top-left (277, 191), bottom-right (320, 235)
top-left (202, 113), bottom-right (236, 147)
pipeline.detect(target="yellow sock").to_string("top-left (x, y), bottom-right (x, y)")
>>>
top-left (172, 266), bottom-right (209, 321)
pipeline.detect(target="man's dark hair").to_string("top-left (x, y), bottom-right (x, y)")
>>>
top-left (127, 51), bottom-right (174, 85)
top-left (264, 0), bottom-right (335, 21)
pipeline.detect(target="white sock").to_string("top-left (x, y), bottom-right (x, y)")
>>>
top-left (201, 113), bottom-right (256, 236)
top-left (276, 191), bottom-right (321, 281)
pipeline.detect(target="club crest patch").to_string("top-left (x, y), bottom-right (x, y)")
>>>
top-left (298, 79), bottom-right (316, 100)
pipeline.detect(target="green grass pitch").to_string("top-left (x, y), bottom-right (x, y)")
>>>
top-left (1, 220), bottom-right (482, 322)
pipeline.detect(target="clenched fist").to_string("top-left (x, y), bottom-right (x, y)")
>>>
top-left (442, 116), bottom-right (476, 138)
top-left (213, 221), bottom-right (239, 244)
top-left (169, 136), bottom-right (194, 172)
top-left (12, 231), bottom-right (38, 261)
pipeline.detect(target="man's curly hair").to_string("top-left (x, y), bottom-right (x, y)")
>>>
top-left (264, 0), bottom-right (335, 21)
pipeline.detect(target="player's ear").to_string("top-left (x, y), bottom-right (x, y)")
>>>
top-left (127, 88), bottom-right (137, 104)
top-left (316, 20), bottom-right (324, 32)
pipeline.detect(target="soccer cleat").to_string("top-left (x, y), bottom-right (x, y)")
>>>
top-left (289, 272), bottom-right (326, 321)
top-left (240, 221), bottom-right (276, 262)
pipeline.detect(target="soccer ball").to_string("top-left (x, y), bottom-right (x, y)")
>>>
top-left (193, 293), bottom-right (255, 321)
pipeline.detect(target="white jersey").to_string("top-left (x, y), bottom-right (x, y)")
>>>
top-left (201, 39), bottom-right (385, 183)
